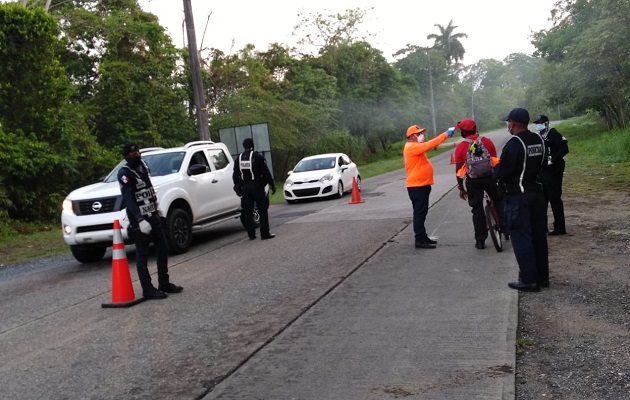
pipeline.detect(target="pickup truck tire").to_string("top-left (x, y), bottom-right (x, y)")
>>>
top-left (166, 208), bottom-right (192, 254)
top-left (70, 244), bottom-right (107, 263)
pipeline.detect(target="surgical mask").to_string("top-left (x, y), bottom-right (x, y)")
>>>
top-left (535, 124), bottom-right (546, 132)
top-left (126, 156), bottom-right (141, 169)
top-left (416, 134), bottom-right (425, 143)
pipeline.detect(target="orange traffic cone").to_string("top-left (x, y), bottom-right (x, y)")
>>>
top-left (102, 220), bottom-right (145, 308)
top-left (349, 176), bottom-right (364, 204)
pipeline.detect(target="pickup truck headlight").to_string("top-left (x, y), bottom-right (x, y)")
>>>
top-left (62, 199), bottom-right (74, 215)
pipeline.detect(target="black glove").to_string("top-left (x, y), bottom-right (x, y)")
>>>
top-left (233, 184), bottom-right (243, 197)
top-left (270, 185), bottom-right (276, 195)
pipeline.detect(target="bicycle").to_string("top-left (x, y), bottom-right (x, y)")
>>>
top-left (485, 193), bottom-right (509, 252)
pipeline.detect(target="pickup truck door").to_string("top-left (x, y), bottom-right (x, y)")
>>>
top-left (206, 147), bottom-right (240, 213)
top-left (186, 150), bottom-right (223, 220)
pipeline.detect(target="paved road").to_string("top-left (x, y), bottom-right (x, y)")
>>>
top-left (0, 130), bottom-right (518, 399)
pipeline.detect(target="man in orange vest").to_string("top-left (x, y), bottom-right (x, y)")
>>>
top-left (404, 125), bottom-right (455, 248)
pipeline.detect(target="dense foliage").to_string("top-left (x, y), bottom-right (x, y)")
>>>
top-left (1, 0), bottom-right (626, 222)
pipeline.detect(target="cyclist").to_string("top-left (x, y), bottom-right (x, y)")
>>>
top-left (453, 118), bottom-right (505, 249)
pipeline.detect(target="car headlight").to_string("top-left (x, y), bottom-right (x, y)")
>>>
top-left (319, 173), bottom-right (333, 183)
top-left (62, 199), bottom-right (74, 215)
top-left (285, 179), bottom-right (293, 186)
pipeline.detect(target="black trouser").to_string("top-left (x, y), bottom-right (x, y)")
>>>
top-left (504, 191), bottom-right (549, 285)
top-left (539, 160), bottom-right (566, 232)
top-left (465, 176), bottom-right (505, 241)
top-left (241, 180), bottom-right (270, 237)
top-left (132, 214), bottom-right (170, 292)
top-left (407, 185), bottom-right (431, 243)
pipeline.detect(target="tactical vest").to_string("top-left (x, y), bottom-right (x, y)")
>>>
top-left (510, 132), bottom-right (546, 193)
top-left (239, 151), bottom-right (255, 181)
top-left (123, 162), bottom-right (157, 217)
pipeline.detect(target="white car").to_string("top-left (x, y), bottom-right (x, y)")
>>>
top-left (283, 153), bottom-right (361, 203)
top-left (61, 141), bottom-right (246, 263)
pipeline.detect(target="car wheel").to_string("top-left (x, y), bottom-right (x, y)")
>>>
top-left (166, 208), bottom-right (192, 254)
top-left (356, 176), bottom-right (362, 191)
top-left (70, 244), bottom-right (107, 263)
top-left (335, 181), bottom-right (344, 198)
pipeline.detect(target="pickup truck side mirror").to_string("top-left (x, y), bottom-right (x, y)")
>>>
top-left (188, 164), bottom-right (209, 176)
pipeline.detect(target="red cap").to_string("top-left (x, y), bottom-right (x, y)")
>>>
top-left (455, 118), bottom-right (477, 132)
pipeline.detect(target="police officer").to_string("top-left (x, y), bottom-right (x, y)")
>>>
top-left (495, 108), bottom-right (549, 292)
top-left (118, 142), bottom-right (183, 299)
top-left (233, 138), bottom-right (276, 240)
top-left (534, 115), bottom-right (569, 235)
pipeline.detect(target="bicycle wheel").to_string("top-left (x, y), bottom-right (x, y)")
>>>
top-left (485, 203), bottom-right (503, 252)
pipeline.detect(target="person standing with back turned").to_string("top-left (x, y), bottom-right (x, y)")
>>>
top-left (453, 118), bottom-right (504, 250)
top-left (404, 124), bottom-right (455, 249)
top-left (494, 108), bottom-right (549, 292)
top-left (233, 138), bottom-right (276, 240)
top-left (534, 114), bottom-right (569, 235)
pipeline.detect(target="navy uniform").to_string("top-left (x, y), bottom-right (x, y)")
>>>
top-left (232, 138), bottom-right (276, 240)
top-left (118, 142), bottom-right (182, 299)
top-left (495, 108), bottom-right (549, 292)
top-left (534, 115), bottom-right (569, 235)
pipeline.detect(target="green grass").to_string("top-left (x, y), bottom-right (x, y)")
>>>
top-left (516, 337), bottom-right (536, 354)
top-left (2, 121), bottom-right (627, 266)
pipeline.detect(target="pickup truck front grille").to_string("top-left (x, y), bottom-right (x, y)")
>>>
top-left (75, 196), bottom-right (123, 216)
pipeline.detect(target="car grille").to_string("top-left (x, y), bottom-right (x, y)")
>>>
top-left (75, 196), bottom-right (123, 216)
top-left (77, 223), bottom-right (115, 233)
top-left (293, 188), bottom-right (321, 197)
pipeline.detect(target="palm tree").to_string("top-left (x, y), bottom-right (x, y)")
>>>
top-left (426, 20), bottom-right (468, 65)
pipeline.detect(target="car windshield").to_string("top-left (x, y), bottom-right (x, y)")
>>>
top-left (103, 152), bottom-right (185, 182)
top-left (293, 157), bottom-right (336, 172)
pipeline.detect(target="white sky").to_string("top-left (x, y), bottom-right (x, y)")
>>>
top-left (139, 0), bottom-right (558, 65)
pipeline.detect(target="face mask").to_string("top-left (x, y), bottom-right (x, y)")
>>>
top-left (126, 156), bottom-right (141, 169)
top-left (535, 124), bottom-right (546, 132)
top-left (416, 134), bottom-right (425, 143)
top-left (460, 131), bottom-right (466, 139)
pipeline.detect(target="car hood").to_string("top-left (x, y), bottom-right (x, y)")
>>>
top-left (287, 169), bottom-right (334, 183)
top-left (66, 175), bottom-right (175, 200)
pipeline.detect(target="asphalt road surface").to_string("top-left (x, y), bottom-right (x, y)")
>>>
top-left (0, 130), bottom-right (517, 400)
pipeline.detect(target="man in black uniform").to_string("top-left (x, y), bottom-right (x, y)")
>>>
top-left (118, 142), bottom-right (183, 299)
top-left (495, 108), bottom-right (549, 292)
top-left (233, 138), bottom-right (276, 240)
top-left (534, 115), bottom-right (569, 235)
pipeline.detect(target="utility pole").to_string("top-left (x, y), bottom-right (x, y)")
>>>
top-left (183, 0), bottom-right (210, 141)
top-left (426, 48), bottom-right (437, 138)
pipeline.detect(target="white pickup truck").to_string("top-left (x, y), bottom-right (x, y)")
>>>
top-left (61, 141), bottom-right (249, 263)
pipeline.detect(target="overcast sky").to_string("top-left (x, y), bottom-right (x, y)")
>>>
top-left (138, 0), bottom-right (558, 65)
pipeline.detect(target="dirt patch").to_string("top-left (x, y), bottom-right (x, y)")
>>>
top-left (515, 190), bottom-right (630, 399)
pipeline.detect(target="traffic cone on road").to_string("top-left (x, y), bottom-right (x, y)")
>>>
top-left (349, 177), bottom-right (364, 204)
top-left (102, 220), bottom-right (145, 308)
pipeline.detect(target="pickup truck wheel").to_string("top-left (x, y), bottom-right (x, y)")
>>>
top-left (167, 208), bottom-right (192, 254)
top-left (70, 245), bottom-right (107, 263)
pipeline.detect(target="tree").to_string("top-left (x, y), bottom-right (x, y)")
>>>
top-left (532, 0), bottom-right (630, 128)
top-left (50, 0), bottom-right (195, 147)
top-left (426, 20), bottom-right (468, 65)
top-left (292, 7), bottom-right (373, 53)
